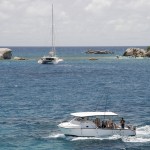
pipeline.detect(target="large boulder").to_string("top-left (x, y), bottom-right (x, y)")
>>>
top-left (123, 48), bottom-right (146, 57)
top-left (146, 51), bottom-right (150, 57)
top-left (0, 48), bottom-right (12, 59)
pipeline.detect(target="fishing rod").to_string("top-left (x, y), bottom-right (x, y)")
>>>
top-left (95, 94), bottom-right (105, 112)
top-left (104, 94), bottom-right (108, 120)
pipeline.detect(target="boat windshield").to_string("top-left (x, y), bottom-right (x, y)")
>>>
top-left (74, 117), bottom-right (89, 121)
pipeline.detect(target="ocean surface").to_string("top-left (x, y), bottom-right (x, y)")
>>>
top-left (0, 46), bottom-right (150, 150)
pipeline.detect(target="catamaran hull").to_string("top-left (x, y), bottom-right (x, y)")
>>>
top-left (38, 59), bottom-right (54, 64)
top-left (38, 58), bottom-right (63, 64)
top-left (58, 127), bottom-right (136, 137)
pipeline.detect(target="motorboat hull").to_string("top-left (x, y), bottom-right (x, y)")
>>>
top-left (58, 127), bottom-right (136, 137)
top-left (58, 111), bottom-right (136, 137)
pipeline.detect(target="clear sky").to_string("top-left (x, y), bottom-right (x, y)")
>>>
top-left (0, 0), bottom-right (150, 46)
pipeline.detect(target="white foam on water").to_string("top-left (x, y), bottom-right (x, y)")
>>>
top-left (122, 136), bottom-right (150, 143)
top-left (54, 59), bottom-right (64, 64)
top-left (44, 134), bottom-right (121, 141)
top-left (136, 125), bottom-right (150, 137)
top-left (71, 135), bottom-right (121, 141)
top-left (122, 125), bottom-right (150, 143)
top-left (48, 125), bottom-right (150, 143)
top-left (58, 58), bottom-right (64, 62)
top-left (71, 137), bottom-right (102, 141)
top-left (46, 133), bottom-right (66, 139)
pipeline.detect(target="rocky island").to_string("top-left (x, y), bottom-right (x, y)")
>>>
top-left (86, 49), bottom-right (114, 54)
top-left (0, 48), bottom-right (12, 59)
top-left (123, 47), bottom-right (150, 57)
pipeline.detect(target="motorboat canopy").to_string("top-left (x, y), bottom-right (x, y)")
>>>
top-left (71, 112), bottom-right (118, 117)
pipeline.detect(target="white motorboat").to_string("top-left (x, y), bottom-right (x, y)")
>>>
top-left (38, 4), bottom-right (63, 64)
top-left (58, 111), bottom-right (136, 137)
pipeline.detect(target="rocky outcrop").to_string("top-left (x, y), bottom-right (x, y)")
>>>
top-left (89, 57), bottom-right (98, 60)
top-left (146, 51), bottom-right (150, 57)
top-left (123, 48), bottom-right (146, 57)
top-left (0, 48), bottom-right (12, 59)
top-left (86, 49), bottom-right (114, 54)
top-left (14, 57), bottom-right (27, 60)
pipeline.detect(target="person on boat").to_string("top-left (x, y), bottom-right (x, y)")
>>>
top-left (107, 119), bottom-right (113, 128)
top-left (113, 123), bottom-right (118, 129)
top-left (110, 122), bottom-right (114, 129)
top-left (95, 118), bottom-right (101, 128)
top-left (105, 120), bottom-right (108, 128)
top-left (120, 118), bottom-right (125, 129)
top-left (102, 121), bottom-right (106, 128)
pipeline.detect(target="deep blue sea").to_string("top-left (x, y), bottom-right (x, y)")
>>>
top-left (0, 46), bottom-right (150, 150)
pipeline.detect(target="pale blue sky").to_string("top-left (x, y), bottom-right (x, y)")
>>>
top-left (0, 0), bottom-right (150, 46)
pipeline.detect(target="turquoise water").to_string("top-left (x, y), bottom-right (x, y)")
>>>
top-left (0, 46), bottom-right (150, 150)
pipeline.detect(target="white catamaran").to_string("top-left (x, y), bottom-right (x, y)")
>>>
top-left (58, 111), bottom-right (136, 137)
top-left (38, 4), bottom-right (63, 64)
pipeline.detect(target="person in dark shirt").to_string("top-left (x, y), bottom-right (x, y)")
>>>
top-left (102, 121), bottom-right (106, 128)
top-left (120, 118), bottom-right (125, 129)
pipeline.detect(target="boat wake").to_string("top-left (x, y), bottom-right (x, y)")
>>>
top-left (45, 133), bottom-right (66, 139)
top-left (48, 125), bottom-right (150, 143)
top-left (53, 59), bottom-right (64, 64)
top-left (122, 125), bottom-right (150, 143)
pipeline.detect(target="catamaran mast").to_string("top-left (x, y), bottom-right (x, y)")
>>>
top-left (51, 4), bottom-right (55, 55)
